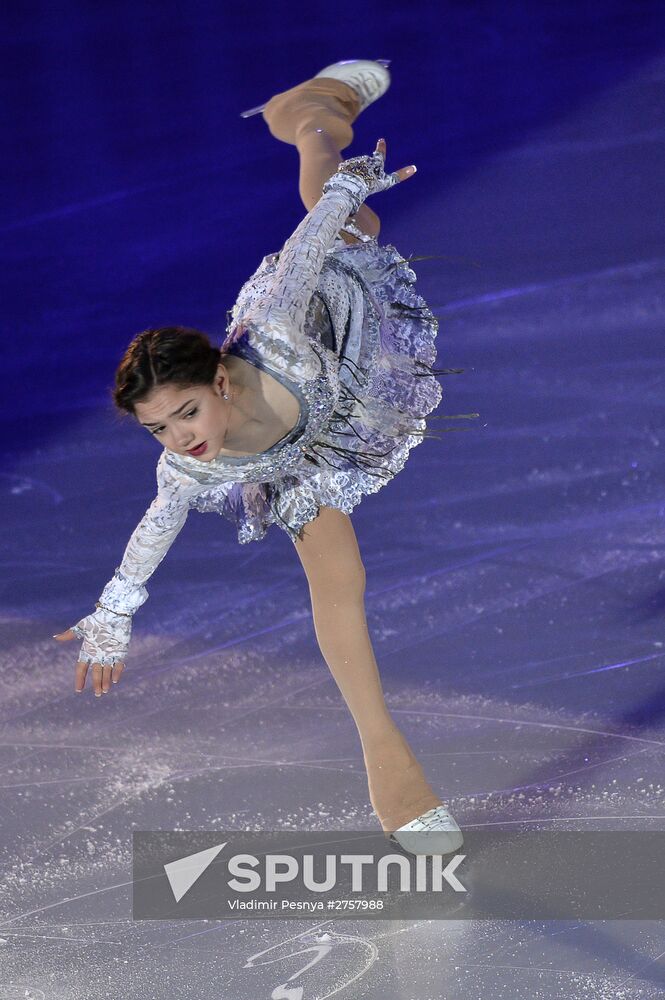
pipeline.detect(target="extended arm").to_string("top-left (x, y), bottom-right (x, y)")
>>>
top-left (224, 183), bottom-right (361, 380)
top-left (96, 479), bottom-right (191, 617)
top-left (224, 144), bottom-right (409, 379)
top-left (56, 455), bottom-right (200, 682)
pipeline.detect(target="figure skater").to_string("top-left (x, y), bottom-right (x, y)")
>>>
top-left (54, 59), bottom-right (470, 856)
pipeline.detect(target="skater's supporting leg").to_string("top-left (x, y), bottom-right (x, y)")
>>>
top-left (262, 76), bottom-right (381, 243)
top-left (293, 506), bottom-right (442, 831)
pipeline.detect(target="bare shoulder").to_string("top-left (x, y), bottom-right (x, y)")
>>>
top-left (218, 354), bottom-right (301, 455)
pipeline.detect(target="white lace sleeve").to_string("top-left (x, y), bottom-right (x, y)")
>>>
top-left (71, 452), bottom-right (201, 666)
top-left (226, 185), bottom-right (358, 380)
top-left (68, 454), bottom-right (201, 666)
top-left (97, 453), bottom-right (200, 613)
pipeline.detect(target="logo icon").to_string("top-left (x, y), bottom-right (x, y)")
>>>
top-left (164, 842), bottom-right (227, 902)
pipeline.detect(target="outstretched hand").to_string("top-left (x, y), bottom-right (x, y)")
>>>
top-left (374, 137), bottom-right (417, 184)
top-left (323, 137), bottom-right (417, 210)
top-left (53, 627), bottom-right (126, 696)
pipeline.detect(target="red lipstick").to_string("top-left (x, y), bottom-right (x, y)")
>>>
top-left (186, 441), bottom-right (208, 456)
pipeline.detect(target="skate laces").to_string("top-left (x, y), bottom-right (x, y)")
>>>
top-left (407, 805), bottom-right (459, 832)
top-left (348, 70), bottom-right (384, 103)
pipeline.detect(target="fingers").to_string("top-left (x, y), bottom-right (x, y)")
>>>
top-left (374, 138), bottom-right (417, 183)
top-left (75, 660), bottom-right (89, 693)
top-left (395, 165), bottom-right (417, 182)
top-left (74, 660), bottom-right (104, 696)
top-left (101, 663), bottom-right (117, 693)
top-left (74, 659), bottom-right (125, 694)
top-left (53, 629), bottom-right (77, 641)
top-left (91, 663), bottom-right (104, 697)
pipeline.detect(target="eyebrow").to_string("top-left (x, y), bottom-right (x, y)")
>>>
top-left (140, 398), bottom-right (197, 428)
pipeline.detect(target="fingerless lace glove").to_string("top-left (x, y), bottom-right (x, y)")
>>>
top-left (322, 149), bottom-right (401, 214)
top-left (67, 569), bottom-right (147, 666)
top-left (70, 604), bottom-right (132, 667)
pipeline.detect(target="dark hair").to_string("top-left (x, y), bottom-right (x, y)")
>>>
top-left (112, 325), bottom-right (223, 416)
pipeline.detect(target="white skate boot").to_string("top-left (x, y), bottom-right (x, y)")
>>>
top-left (389, 804), bottom-right (465, 856)
top-left (240, 58), bottom-right (391, 118)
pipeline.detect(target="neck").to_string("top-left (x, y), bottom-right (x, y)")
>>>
top-left (219, 362), bottom-right (255, 450)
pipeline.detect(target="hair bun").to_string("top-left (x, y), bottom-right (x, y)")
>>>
top-left (112, 325), bottom-right (221, 416)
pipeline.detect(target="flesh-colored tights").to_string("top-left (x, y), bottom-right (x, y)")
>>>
top-left (262, 76), bottom-right (381, 243)
top-left (292, 504), bottom-right (442, 833)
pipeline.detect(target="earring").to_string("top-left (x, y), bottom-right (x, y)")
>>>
top-left (223, 392), bottom-right (229, 400)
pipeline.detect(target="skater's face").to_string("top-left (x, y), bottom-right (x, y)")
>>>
top-left (134, 367), bottom-right (231, 462)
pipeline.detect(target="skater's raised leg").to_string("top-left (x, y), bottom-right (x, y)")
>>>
top-left (262, 76), bottom-right (381, 244)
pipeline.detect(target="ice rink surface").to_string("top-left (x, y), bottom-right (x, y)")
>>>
top-left (2, 2), bottom-right (665, 997)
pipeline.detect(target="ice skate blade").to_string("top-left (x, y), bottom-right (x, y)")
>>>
top-left (240, 102), bottom-right (267, 118)
top-left (240, 59), bottom-right (392, 118)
